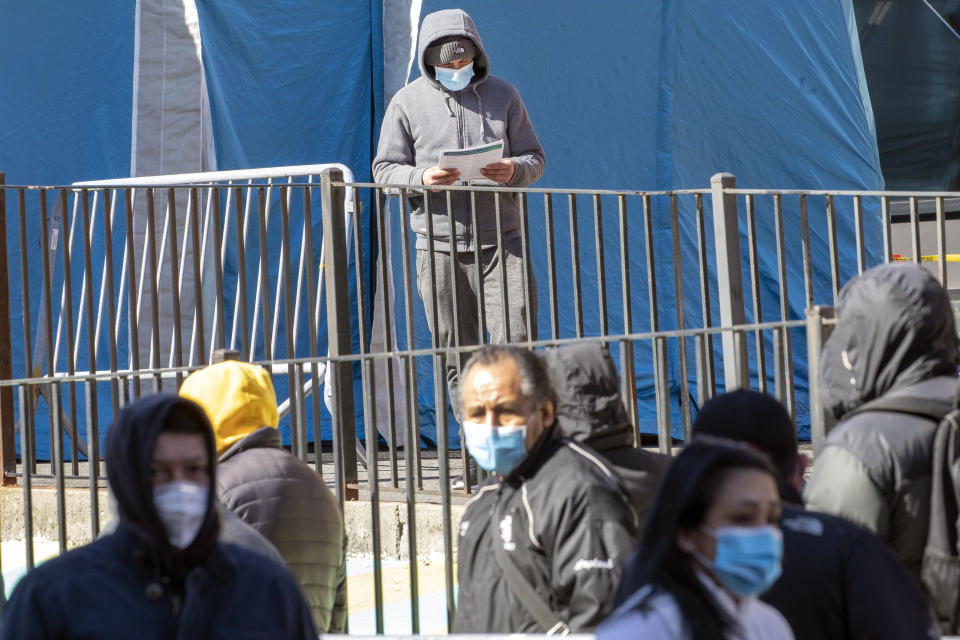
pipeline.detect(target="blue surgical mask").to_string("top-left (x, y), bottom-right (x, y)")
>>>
top-left (699, 525), bottom-right (783, 597)
top-left (463, 421), bottom-right (527, 476)
top-left (435, 62), bottom-right (474, 92)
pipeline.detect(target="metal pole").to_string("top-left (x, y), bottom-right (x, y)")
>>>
top-left (0, 175), bottom-right (14, 485)
top-left (807, 305), bottom-right (835, 454)
top-left (320, 169), bottom-right (358, 501)
top-left (710, 173), bottom-right (748, 390)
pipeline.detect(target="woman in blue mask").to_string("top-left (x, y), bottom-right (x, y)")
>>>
top-left (598, 441), bottom-right (794, 640)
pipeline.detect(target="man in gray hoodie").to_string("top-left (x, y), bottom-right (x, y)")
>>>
top-left (373, 9), bottom-right (545, 420)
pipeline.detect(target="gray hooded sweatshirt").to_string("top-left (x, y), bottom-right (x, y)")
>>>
top-left (372, 9), bottom-right (545, 252)
top-left (804, 263), bottom-right (959, 584)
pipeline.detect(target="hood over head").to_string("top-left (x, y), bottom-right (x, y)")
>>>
top-left (179, 360), bottom-right (279, 454)
top-left (417, 9), bottom-right (489, 89)
top-left (105, 393), bottom-right (220, 576)
top-left (820, 262), bottom-right (959, 419)
top-left (541, 343), bottom-right (635, 450)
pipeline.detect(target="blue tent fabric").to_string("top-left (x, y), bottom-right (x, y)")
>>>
top-left (413, 0), bottom-right (884, 439)
top-left (194, 0), bottom-right (379, 445)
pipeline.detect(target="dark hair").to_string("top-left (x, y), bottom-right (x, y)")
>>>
top-left (461, 345), bottom-right (555, 408)
top-left (691, 389), bottom-right (797, 483)
top-left (616, 441), bottom-right (779, 640)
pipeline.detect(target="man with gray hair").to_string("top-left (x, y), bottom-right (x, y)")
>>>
top-left (453, 345), bottom-right (637, 633)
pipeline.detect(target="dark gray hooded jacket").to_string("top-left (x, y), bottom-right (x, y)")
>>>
top-left (804, 263), bottom-right (959, 583)
top-left (542, 342), bottom-right (669, 530)
top-left (218, 426), bottom-right (347, 633)
top-left (372, 9), bottom-right (545, 252)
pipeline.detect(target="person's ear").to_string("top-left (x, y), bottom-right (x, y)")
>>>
top-left (539, 399), bottom-right (555, 428)
top-left (676, 529), bottom-right (698, 556)
top-left (792, 453), bottom-right (809, 491)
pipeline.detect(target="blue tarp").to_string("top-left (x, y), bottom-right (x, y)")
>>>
top-left (0, 0), bottom-right (884, 456)
top-left (408, 0), bottom-right (884, 440)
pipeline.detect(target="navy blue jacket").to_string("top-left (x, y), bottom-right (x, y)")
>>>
top-left (0, 525), bottom-right (316, 640)
top-left (0, 394), bottom-right (316, 639)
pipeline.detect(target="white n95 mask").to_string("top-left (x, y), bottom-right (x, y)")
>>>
top-left (153, 481), bottom-right (208, 549)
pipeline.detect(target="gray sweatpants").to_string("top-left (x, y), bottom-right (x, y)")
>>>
top-left (416, 235), bottom-right (538, 421)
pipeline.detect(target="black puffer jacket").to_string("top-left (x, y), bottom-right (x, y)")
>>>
top-left (804, 263), bottom-right (960, 583)
top-left (542, 343), bottom-right (669, 529)
top-left (0, 394), bottom-right (316, 640)
top-left (454, 427), bottom-right (638, 633)
top-left (218, 427), bottom-right (346, 633)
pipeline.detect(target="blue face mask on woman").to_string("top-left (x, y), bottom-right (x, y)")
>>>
top-left (698, 525), bottom-right (783, 597)
top-left (435, 62), bottom-right (474, 92)
top-left (462, 422), bottom-right (527, 476)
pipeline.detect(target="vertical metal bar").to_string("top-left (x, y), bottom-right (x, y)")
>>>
top-left (910, 196), bottom-right (921, 263)
top-left (544, 193), bottom-right (559, 340)
top-left (124, 190), bottom-right (142, 398)
top-left (280, 187), bottom-right (302, 459)
top-left (375, 191), bottom-right (400, 487)
top-left (350, 189), bottom-right (384, 633)
top-left (40, 190), bottom-right (55, 472)
top-left (166, 188), bottom-right (184, 388)
top-left (145, 189), bottom-right (163, 392)
top-left (189, 187), bottom-right (206, 365)
top-left (302, 184), bottom-right (324, 476)
top-left (807, 305), bottom-right (835, 454)
top-left (825, 194), bottom-right (841, 306)
top-left (320, 169), bottom-right (358, 501)
top-left (937, 196), bottom-right (947, 288)
top-left (642, 195), bottom-right (669, 453)
top-left (745, 195), bottom-right (766, 392)
top-left (444, 190), bottom-right (468, 496)
top-left (257, 187), bottom-right (273, 359)
top-left (853, 195), bottom-right (866, 275)
top-left (470, 191), bottom-right (486, 344)
top-left (710, 173), bottom-right (748, 390)
top-left (59, 190), bottom-right (80, 476)
top-left (568, 194), bottom-right (584, 337)
top-left (617, 194), bottom-right (639, 432)
top-left (81, 189), bottom-right (101, 533)
top-left (102, 190), bottom-right (120, 415)
top-left (773, 194), bottom-right (795, 417)
top-left (17, 190), bottom-right (36, 476)
top-left (233, 187), bottom-right (250, 361)
top-left (694, 193), bottom-right (716, 403)
top-left (669, 195), bottom-right (691, 438)
top-left (19, 385), bottom-right (35, 568)
top-left (881, 196), bottom-right (892, 264)
top-left (0, 175), bottom-right (14, 485)
top-left (399, 190), bottom-right (423, 489)
top-left (494, 192), bottom-right (510, 338)
top-left (594, 193), bottom-right (608, 336)
top-left (519, 191), bottom-right (535, 342)
top-left (211, 188), bottom-right (226, 352)
top-left (799, 194), bottom-right (814, 311)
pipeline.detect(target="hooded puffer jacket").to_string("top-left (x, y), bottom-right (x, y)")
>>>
top-left (542, 343), bottom-right (669, 529)
top-left (454, 426), bottom-right (639, 633)
top-left (804, 263), bottom-right (960, 583)
top-left (0, 394), bottom-right (316, 640)
top-left (373, 9), bottom-right (545, 252)
top-left (180, 361), bottom-right (347, 633)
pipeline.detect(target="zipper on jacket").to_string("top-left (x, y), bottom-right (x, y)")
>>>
top-left (455, 91), bottom-right (469, 248)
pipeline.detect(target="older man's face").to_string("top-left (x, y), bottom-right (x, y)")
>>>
top-left (461, 357), bottom-right (554, 452)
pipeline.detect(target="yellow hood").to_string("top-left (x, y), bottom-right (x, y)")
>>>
top-left (179, 361), bottom-right (279, 454)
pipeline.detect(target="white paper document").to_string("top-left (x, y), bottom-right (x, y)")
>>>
top-left (438, 139), bottom-right (504, 181)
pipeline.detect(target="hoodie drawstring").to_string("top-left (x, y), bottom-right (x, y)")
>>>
top-left (442, 91), bottom-right (455, 117)
top-left (473, 87), bottom-right (486, 141)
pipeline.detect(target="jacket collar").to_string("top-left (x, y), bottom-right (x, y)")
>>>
top-left (218, 426), bottom-right (283, 463)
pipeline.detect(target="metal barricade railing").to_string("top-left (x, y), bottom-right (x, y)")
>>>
top-left (2, 169), bottom-right (960, 632)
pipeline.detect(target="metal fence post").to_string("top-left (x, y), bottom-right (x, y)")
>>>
top-left (710, 173), bottom-right (749, 391)
top-left (321, 168), bottom-right (358, 501)
top-left (807, 305), bottom-right (836, 454)
top-left (0, 174), bottom-right (14, 486)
